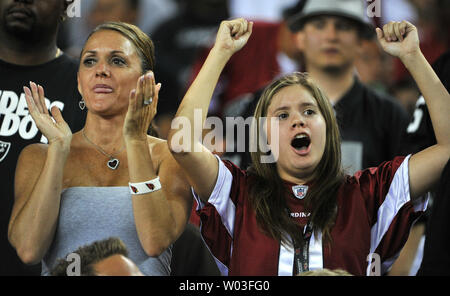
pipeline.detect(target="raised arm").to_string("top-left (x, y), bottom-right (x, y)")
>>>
top-left (167, 18), bottom-right (253, 202)
top-left (8, 82), bottom-right (72, 264)
top-left (377, 21), bottom-right (450, 200)
top-left (123, 72), bottom-right (192, 257)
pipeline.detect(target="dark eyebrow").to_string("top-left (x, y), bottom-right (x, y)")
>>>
top-left (110, 50), bottom-right (126, 55)
top-left (82, 50), bottom-right (96, 56)
top-left (82, 50), bottom-right (126, 56)
top-left (273, 102), bottom-right (317, 113)
top-left (300, 102), bottom-right (317, 108)
top-left (312, 15), bottom-right (326, 21)
top-left (272, 106), bottom-right (290, 113)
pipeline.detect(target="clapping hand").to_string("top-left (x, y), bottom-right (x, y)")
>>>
top-left (376, 21), bottom-right (420, 61)
top-left (24, 82), bottom-right (72, 148)
top-left (123, 71), bottom-right (161, 142)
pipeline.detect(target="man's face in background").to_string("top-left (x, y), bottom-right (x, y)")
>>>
top-left (0, 0), bottom-right (64, 40)
top-left (295, 15), bottom-right (362, 74)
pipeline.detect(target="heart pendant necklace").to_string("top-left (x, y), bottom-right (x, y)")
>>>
top-left (82, 129), bottom-right (125, 170)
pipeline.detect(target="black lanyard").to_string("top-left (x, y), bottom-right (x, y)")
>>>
top-left (293, 221), bottom-right (313, 275)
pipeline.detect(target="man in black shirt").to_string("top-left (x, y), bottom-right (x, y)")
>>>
top-left (401, 51), bottom-right (450, 154)
top-left (0, 0), bottom-right (86, 275)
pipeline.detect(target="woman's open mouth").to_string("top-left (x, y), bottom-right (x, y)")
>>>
top-left (291, 134), bottom-right (311, 155)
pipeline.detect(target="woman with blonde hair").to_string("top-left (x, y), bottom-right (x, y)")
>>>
top-left (8, 22), bottom-right (192, 275)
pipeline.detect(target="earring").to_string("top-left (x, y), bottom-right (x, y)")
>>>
top-left (79, 99), bottom-right (85, 110)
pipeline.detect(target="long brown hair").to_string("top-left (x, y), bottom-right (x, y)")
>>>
top-left (248, 72), bottom-right (344, 247)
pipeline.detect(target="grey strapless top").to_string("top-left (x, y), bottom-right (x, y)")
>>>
top-left (41, 187), bottom-right (171, 276)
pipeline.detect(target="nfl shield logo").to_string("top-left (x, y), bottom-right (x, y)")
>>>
top-left (292, 185), bottom-right (308, 200)
top-left (0, 141), bottom-right (11, 162)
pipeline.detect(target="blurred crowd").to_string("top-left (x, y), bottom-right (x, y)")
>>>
top-left (58, 0), bottom-right (449, 132)
top-left (48, 0), bottom-right (450, 277)
top-left (1, 0), bottom-right (449, 277)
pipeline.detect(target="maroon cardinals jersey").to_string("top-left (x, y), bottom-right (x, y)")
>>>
top-left (194, 155), bottom-right (427, 276)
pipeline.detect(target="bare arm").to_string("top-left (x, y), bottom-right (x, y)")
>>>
top-left (388, 223), bottom-right (425, 275)
top-left (167, 18), bottom-right (253, 203)
top-left (377, 21), bottom-right (450, 199)
top-left (124, 72), bottom-right (192, 257)
top-left (8, 83), bottom-right (72, 264)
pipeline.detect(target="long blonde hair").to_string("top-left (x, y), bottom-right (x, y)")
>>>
top-left (248, 72), bottom-right (344, 247)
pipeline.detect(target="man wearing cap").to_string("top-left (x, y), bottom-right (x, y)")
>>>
top-left (288, 0), bottom-right (409, 173)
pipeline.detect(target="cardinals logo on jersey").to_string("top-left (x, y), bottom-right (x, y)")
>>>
top-left (292, 185), bottom-right (308, 200)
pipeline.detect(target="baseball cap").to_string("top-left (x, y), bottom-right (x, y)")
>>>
top-left (287, 0), bottom-right (375, 37)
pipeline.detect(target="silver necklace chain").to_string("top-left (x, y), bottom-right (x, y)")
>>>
top-left (82, 129), bottom-right (125, 170)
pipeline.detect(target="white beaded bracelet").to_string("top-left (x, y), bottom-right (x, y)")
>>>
top-left (129, 176), bottom-right (162, 195)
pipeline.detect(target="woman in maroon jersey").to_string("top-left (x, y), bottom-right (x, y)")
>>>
top-left (168, 18), bottom-right (450, 275)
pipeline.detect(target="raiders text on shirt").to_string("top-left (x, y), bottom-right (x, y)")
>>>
top-left (0, 89), bottom-right (63, 148)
